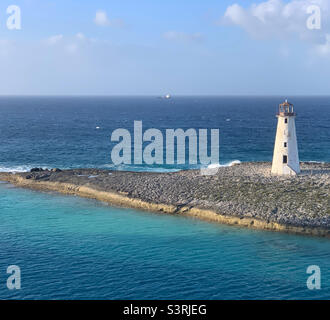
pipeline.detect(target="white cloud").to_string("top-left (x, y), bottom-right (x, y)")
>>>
top-left (76, 33), bottom-right (85, 40)
top-left (93, 10), bottom-right (126, 28)
top-left (163, 31), bottom-right (204, 42)
top-left (46, 34), bottom-right (63, 45)
top-left (221, 0), bottom-right (329, 38)
top-left (221, 0), bottom-right (330, 55)
top-left (94, 10), bottom-right (109, 26)
top-left (43, 33), bottom-right (97, 55)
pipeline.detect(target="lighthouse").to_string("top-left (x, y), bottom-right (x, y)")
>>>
top-left (271, 100), bottom-right (300, 175)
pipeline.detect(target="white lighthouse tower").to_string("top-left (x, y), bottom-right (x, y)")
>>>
top-left (271, 100), bottom-right (300, 175)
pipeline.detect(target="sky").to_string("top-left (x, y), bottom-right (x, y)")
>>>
top-left (0, 0), bottom-right (329, 95)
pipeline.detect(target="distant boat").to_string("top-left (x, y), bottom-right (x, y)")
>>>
top-left (156, 94), bottom-right (172, 100)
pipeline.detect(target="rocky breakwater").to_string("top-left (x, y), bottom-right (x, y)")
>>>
top-left (0, 162), bottom-right (329, 237)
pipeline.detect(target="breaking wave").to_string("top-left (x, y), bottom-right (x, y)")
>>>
top-left (102, 160), bottom-right (242, 173)
top-left (0, 165), bottom-right (34, 173)
top-left (206, 160), bottom-right (241, 169)
top-left (0, 160), bottom-right (242, 174)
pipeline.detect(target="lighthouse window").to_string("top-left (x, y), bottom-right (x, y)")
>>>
top-left (284, 142), bottom-right (287, 147)
top-left (283, 155), bottom-right (288, 164)
top-left (285, 118), bottom-right (288, 123)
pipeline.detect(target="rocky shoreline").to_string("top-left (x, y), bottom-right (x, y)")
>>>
top-left (0, 162), bottom-right (329, 237)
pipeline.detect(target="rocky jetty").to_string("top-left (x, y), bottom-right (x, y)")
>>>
top-left (0, 162), bottom-right (329, 237)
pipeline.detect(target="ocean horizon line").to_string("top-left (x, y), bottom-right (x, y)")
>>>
top-left (1, 94), bottom-right (330, 98)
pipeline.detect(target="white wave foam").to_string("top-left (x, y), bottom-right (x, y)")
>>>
top-left (102, 160), bottom-right (242, 173)
top-left (207, 160), bottom-right (241, 169)
top-left (200, 160), bottom-right (241, 175)
top-left (305, 161), bottom-right (325, 164)
top-left (0, 161), bottom-right (242, 174)
top-left (206, 163), bottom-right (221, 169)
top-left (0, 165), bottom-right (53, 173)
top-left (102, 164), bottom-right (181, 173)
top-left (225, 160), bottom-right (241, 166)
top-left (0, 165), bottom-right (33, 173)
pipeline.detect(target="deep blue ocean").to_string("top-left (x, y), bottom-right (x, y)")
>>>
top-left (0, 96), bottom-right (329, 299)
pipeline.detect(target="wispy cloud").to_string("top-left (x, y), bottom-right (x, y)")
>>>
top-left (94, 10), bottom-right (126, 28)
top-left (163, 31), bottom-right (204, 43)
top-left (94, 10), bottom-right (109, 26)
top-left (46, 34), bottom-right (63, 45)
top-left (76, 33), bottom-right (86, 40)
top-left (43, 33), bottom-right (99, 55)
top-left (220, 0), bottom-right (330, 56)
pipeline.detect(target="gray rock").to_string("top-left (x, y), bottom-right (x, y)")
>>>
top-left (30, 168), bottom-right (44, 172)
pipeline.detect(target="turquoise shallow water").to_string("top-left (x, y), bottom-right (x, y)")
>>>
top-left (0, 183), bottom-right (329, 300)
